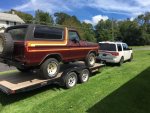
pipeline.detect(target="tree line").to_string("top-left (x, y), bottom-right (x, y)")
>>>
top-left (7, 10), bottom-right (150, 45)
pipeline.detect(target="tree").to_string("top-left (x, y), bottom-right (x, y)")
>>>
top-left (95, 19), bottom-right (114, 42)
top-left (55, 12), bottom-right (96, 42)
top-left (7, 9), bottom-right (33, 23)
top-left (35, 10), bottom-right (53, 25)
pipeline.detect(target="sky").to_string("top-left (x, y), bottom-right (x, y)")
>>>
top-left (0, 0), bottom-right (150, 25)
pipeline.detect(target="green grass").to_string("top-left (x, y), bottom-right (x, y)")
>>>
top-left (0, 50), bottom-right (150, 113)
top-left (129, 45), bottom-right (150, 50)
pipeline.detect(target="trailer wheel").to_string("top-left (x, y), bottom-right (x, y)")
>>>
top-left (85, 52), bottom-right (96, 67)
top-left (79, 69), bottom-right (89, 83)
top-left (64, 72), bottom-right (77, 89)
top-left (40, 58), bottom-right (60, 79)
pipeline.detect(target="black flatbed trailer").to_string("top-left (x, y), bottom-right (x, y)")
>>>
top-left (0, 62), bottom-right (104, 95)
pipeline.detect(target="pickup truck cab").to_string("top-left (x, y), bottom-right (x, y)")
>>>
top-left (0, 24), bottom-right (99, 78)
top-left (98, 41), bottom-right (133, 65)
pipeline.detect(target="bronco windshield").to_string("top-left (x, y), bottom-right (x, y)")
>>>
top-left (6, 26), bottom-right (27, 41)
top-left (99, 43), bottom-right (116, 51)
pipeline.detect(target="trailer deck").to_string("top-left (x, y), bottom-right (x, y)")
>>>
top-left (0, 62), bottom-right (104, 94)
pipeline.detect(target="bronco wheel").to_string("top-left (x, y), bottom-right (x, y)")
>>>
top-left (0, 33), bottom-right (14, 57)
top-left (64, 72), bottom-right (77, 89)
top-left (85, 53), bottom-right (96, 67)
top-left (40, 58), bottom-right (60, 79)
top-left (79, 69), bottom-right (90, 83)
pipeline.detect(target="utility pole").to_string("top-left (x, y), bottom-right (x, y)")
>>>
top-left (112, 18), bottom-right (114, 41)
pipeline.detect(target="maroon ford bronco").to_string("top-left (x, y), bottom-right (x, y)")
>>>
top-left (0, 24), bottom-right (99, 78)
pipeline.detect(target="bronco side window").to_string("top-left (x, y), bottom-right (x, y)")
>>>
top-left (34, 26), bottom-right (63, 40)
top-left (69, 31), bottom-right (80, 41)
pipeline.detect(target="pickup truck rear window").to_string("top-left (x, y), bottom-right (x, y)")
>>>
top-left (34, 27), bottom-right (63, 40)
top-left (99, 43), bottom-right (116, 51)
top-left (7, 27), bottom-right (27, 41)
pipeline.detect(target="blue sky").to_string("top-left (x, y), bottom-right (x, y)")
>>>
top-left (1, 0), bottom-right (150, 25)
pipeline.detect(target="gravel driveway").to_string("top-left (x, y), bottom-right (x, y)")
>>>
top-left (0, 63), bottom-right (16, 72)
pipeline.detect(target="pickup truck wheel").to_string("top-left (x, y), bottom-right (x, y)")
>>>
top-left (40, 58), bottom-right (60, 79)
top-left (64, 72), bottom-right (77, 89)
top-left (85, 53), bottom-right (96, 67)
top-left (119, 57), bottom-right (124, 66)
top-left (129, 54), bottom-right (133, 62)
top-left (17, 67), bottom-right (31, 73)
top-left (79, 69), bottom-right (89, 83)
top-left (0, 33), bottom-right (14, 57)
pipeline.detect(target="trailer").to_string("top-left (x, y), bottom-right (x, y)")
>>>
top-left (0, 62), bottom-right (104, 95)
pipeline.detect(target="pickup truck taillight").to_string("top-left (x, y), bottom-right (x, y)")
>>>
top-left (110, 52), bottom-right (119, 56)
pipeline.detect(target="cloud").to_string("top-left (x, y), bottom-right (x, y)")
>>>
top-left (84, 15), bottom-right (108, 25)
top-left (13, 0), bottom-right (150, 17)
top-left (81, 0), bottom-right (150, 16)
top-left (14, 0), bottom-right (71, 14)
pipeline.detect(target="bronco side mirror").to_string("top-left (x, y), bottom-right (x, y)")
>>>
top-left (72, 37), bottom-right (79, 43)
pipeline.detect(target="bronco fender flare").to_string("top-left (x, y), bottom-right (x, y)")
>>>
top-left (39, 53), bottom-right (63, 65)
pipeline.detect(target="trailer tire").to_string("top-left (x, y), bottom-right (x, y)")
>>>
top-left (0, 33), bottom-right (14, 57)
top-left (64, 72), bottom-right (77, 89)
top-left (40, 58), bottom-right (60, 79)
top-left (78, 69), bottom-right (89, 83)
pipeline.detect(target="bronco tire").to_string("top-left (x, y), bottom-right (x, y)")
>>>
top-left (85, 52), bottom-right (96, 67)
top-left (40, 58), bottom-right (60, 79)
top-left (0, 33), bottom-right (14, 57)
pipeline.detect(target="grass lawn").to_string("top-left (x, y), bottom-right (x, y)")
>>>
top-left (0, 50), bottom-right (150, 113)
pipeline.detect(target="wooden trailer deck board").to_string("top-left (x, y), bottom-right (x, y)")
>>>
top-left (0, 62), bottom-right (104, 91)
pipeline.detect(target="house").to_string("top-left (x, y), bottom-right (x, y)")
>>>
top-left (0, 11), bottom-right (25, 33)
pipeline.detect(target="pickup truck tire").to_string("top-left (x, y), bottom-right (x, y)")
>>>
top-left (78, 69), bottom-right (89, 83)
top-left (129, 54), bottom-right (133, 62)
top-left (64, 72), bottom-right (77, 89)
top-left (0, 33), bottom-right (14, 57)
top-left (119, 57), bottom-right (124, 66)
top-left (85, 53), bottom-right (96, 67)
top-left (40, 58), bottom-right (60, 79)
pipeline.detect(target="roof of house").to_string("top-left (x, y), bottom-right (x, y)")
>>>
top-left (0, 12), bottom-right (25, 23)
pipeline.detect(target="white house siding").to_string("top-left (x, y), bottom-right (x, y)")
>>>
top-left (0, 20), bottom-right (22, 33)
top-left (0, 12), bottom-right (24, 33)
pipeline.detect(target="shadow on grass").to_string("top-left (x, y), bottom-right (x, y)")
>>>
top-left (87, 66), bottom-right (150, 113)
top-left (0, 83), bottom-right (62, 106)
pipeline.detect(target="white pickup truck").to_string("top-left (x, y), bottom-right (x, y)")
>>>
top-left (98, 41), bottom-right (133, 65)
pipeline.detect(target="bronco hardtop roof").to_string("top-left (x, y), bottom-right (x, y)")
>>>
top-left (6, 24), bottom-right (77, 31)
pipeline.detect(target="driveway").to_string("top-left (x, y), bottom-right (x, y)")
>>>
top-left (0, 63), bottom-right (16, 72)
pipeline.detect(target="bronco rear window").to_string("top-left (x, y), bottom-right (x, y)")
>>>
top-left (6, 27), bottom-right (27, 41)
top-left (34, 26), bottom-right (63, 40)
top-left (99, 43), bottom-right (116, 51)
